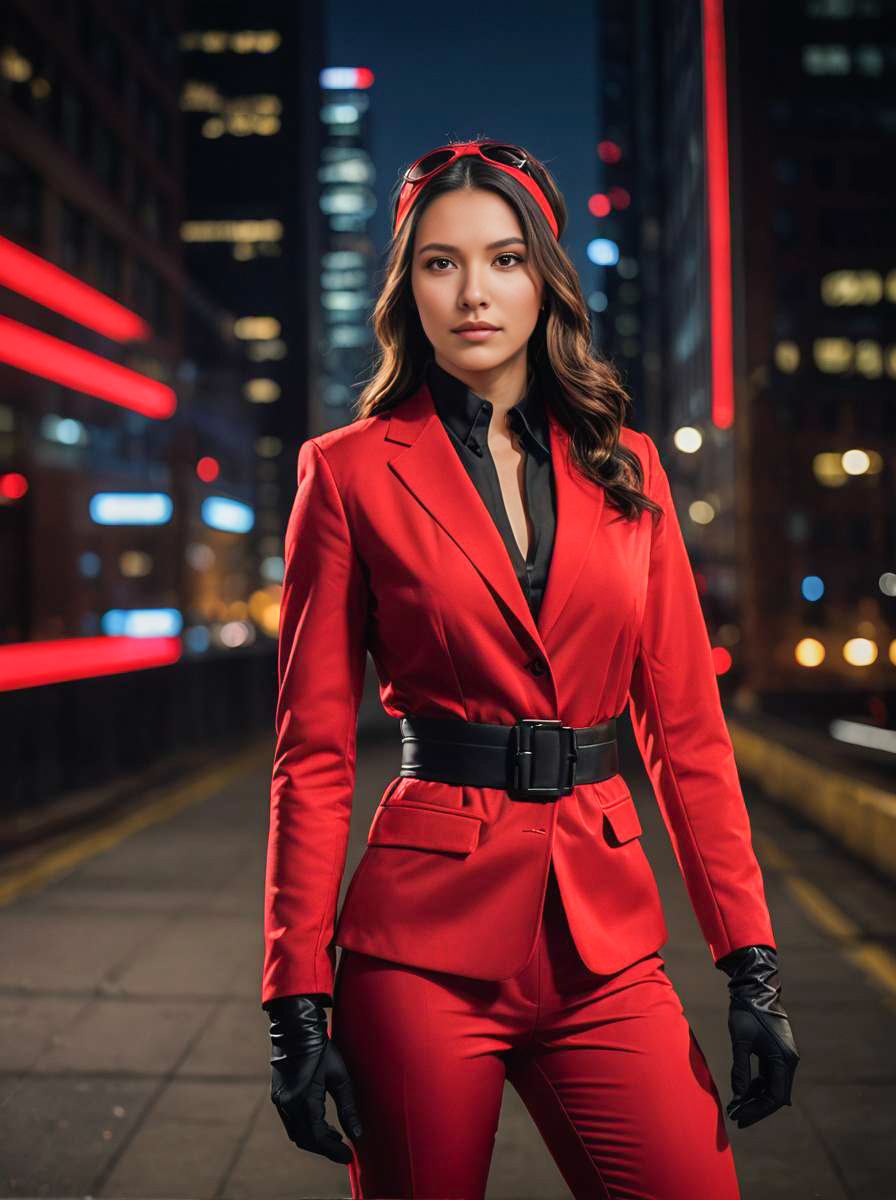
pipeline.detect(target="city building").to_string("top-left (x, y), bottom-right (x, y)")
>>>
top-left (0, 0), bottom-right (324, 810)
top-left (599, 0), bottom-right (895, 717)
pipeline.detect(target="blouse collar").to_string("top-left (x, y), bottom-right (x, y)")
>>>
top-left (425, 357), bottom-right (550, 457)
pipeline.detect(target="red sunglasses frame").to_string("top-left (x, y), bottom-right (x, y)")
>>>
top-left (393, 141), bottom-right (559, 239)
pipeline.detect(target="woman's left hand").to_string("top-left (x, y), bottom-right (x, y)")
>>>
top-left (714, 944), bottom-right (800, 1128)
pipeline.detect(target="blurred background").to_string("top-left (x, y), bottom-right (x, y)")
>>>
top-left (1, 1), bottom-right (894, 1198)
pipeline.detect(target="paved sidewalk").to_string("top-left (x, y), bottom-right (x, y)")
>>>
top-left (1, 727), bottom-right (894, 1199)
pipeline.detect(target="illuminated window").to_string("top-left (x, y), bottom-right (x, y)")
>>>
top-left (774, 341), bottom-right (801, 372)
top-left (805, 0), bottom-right (855, 16)
top-left (180, 81), bottom-right (225, 111)
top-left (180, 219), bottom-right (283, 243)
top-left (854, 45), bottom-right (884, 74)
top-left (200, 109), bottom-right (280, 137)
top-left (1, 44), bottom-right (32, 83)
top-left (255, 436), bottom-right (282, 458)
top-left (180, 30), bottom-right (282, 54)
top-left (244, 378), bottom-right (280, 403)
top-left (233, 316), bottom-right (281, 340)
top-left (812, 337), bottom-right (896, 376)
top-left (813, 337), bottom-right (853, 372)
top-left (803, 44), bottom-right (851, 74)
top-left (855, 340), bottom-right (883, 376)
top-left (180, 81), bottom-right (283, 136)
top-left (821, 269), bottom-right (883, 305)
top-left (247, 340), bottom-right (286, 362)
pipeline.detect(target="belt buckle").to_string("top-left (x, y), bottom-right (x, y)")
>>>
top-left (512, 718), bottom-right (578, 798)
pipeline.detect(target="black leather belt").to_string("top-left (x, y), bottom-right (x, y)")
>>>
top-left (399, 714), bottom-right (618, 802)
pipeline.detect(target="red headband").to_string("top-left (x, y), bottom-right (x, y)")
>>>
top-left (393, 142), bottom-right (559, 239)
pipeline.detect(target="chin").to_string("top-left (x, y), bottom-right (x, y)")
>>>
top-left (439, 341), bottom-right (523, 365)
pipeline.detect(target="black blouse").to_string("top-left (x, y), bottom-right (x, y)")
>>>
top-left (424, 357), bottom-right (557, 623)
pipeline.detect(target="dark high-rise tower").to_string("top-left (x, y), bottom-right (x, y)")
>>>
top-left (599, 0), bottom-right (895, 720)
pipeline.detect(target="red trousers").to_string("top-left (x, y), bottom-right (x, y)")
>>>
top-left (331, 863), bottom-right (740, 1200)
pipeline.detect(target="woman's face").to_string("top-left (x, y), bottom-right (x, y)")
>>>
top-left (410, 188), bottom-right (545, 377)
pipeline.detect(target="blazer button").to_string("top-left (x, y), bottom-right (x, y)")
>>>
top-left (526, 655), bottom-right (547, 676)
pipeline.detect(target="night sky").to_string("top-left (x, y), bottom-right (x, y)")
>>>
top-left (325, 0), bottom-right (600, 288)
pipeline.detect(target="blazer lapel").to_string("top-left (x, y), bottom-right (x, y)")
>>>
top-left (385, 380), bottom-right (606, 660)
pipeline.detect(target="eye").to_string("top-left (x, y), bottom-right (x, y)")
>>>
top-left (423, 252), bottom-right (525, 271)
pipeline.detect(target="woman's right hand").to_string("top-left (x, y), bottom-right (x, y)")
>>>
top-left (264, 992), bottom-right (363, 1163)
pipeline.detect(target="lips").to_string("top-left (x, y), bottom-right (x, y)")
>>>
top-left (453, 327), bottom-right (499, 341)
top-left (453, 323), bottom-right (499, 332)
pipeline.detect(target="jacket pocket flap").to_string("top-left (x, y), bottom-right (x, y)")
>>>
top-left (601, 794), bottom-right (643, 845)
top-left (368, 804), bottom-right (481, 855)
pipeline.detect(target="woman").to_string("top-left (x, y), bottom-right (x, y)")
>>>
top-left (261, 140), bottom-right (800, 1200)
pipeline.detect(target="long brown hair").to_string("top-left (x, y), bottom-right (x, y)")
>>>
top-left (353, 138), bottom-right (662, 526)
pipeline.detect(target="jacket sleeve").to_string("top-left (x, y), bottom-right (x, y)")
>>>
top-left (262, 437), bottom-right (369, 1005)
top-left (627, 430), bottom-right (777, 963)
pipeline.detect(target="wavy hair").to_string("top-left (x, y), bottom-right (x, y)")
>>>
top-left (352, 137), bottom-right (662, 525)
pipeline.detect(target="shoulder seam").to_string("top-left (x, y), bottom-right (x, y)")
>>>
top-left (305, 438), bottom-right (365, 572)
top-left (306, 437), bottom-right (348, 525)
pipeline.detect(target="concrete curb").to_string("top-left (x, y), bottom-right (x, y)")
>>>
top-left (730, 718), bottom-right (896, 883)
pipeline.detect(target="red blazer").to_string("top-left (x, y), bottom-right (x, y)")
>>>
top-left (261, 381), bottom-right (777, 1005)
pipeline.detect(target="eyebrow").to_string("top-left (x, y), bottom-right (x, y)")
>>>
top-left (416, 237), bottom-right (527, 256)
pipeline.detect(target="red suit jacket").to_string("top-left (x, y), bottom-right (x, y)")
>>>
top-left (261, 381), bottom-right (777, 1004)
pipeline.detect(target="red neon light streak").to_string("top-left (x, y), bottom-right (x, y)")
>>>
top-left (0, 316), bottom-right (176, 418)
top-left (0, 636), bottom-right (182, 691)
top-left (0, 235), bottom-right (150, 343)
top-left (702, 0), bottom-right (735, 430)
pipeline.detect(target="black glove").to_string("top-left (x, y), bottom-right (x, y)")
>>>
top-left (715, 944), bottom-right (800, 1128)
top-left (263, 992), bottom-right (363, 1163)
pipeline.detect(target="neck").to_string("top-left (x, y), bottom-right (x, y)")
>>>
top-left (432, 350), bottom-right (532, 426)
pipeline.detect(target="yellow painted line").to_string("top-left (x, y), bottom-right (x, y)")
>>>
top-left (783, 875), bottom-right (858, 940)
top-left (753, 829), bottom-right (896, 1012)
top-left (0, 743), bottom-right (268, 906)
top-left (847, 943), bottom-right (896, 998)
top-left (752, 836), bottom-right (792, 873)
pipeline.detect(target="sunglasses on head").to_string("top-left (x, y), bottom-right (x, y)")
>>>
top-left (393, 140), bottom-right (559, 238)
top-left (404, 142), bottom-right (529, 182)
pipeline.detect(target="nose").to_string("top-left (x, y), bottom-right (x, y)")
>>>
top-left (457, 271), bottom-right (489, 312)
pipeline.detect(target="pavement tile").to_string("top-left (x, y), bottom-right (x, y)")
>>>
top-left (0, 1073), bottom-right (157, 1197)
top-left (0, 992), bottom-right (91, 1071)
top-left (178, 999), bottom-right (269, 1078)
top-left (2, 732), bottom-right (893, 1200)
top-left (97, 1078), bottom-right (264, 1199)
top-left (115, 915), bottom-right (258, 997)
top-left (31, 996), bottom-right (213, 1075)
top-left (795, 1081), bottom-right (896, 1200)
top-left (225, 1088), bottom-right (355, 1200)
top-left (0, 908), bottom-right (172, 992)
top-left (728, 1101), bottom-right (851, 1200)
